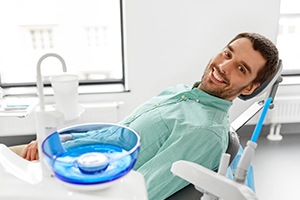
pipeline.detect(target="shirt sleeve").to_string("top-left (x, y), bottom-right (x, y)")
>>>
top-left (136, 126), bottom-right (226, 200)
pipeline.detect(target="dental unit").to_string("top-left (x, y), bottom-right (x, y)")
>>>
top-left (0, 53), bottom-right (148, 200)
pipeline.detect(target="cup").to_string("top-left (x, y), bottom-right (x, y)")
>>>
top-left (50, 73), bottom-right (79, 121)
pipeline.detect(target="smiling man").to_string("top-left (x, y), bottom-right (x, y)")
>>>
top-left (14, 32), bottom-right (279, 200)
top-left (199, 33), bottom-right (277, 101)
top-left (125, 32), bottom-right (278, 200)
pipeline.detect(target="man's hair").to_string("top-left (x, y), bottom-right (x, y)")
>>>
top-left (227, 32), bottom-right (279, 85)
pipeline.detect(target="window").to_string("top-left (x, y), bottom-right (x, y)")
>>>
top-left (0, 0), bottom-right (125, 88)
top-left (277, 0), bottom-right (300, 75)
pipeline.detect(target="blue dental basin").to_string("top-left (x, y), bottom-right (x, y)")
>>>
top-left (42, 123), bottom-right (140, 187)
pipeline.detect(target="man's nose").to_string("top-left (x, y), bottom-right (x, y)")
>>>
top-left (219, 60), bottom-right (232, 74)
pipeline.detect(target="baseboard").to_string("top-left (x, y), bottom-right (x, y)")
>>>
top-left (237, 123), bottom-right (300, 146)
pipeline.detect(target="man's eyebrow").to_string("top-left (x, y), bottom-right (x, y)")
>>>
top-left (227, 45), bottom-right (234, 52)
top-left (227, 44), bottom-right (252, 74)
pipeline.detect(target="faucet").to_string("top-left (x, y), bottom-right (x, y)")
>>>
top-left (36, 53), bottom-right (67, 110)
top-left (35, 53), bottom-right (68, 176)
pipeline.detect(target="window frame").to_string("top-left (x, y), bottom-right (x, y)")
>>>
top-left (277, 2), bottom-right (300, 77)
top-left (0, 0), bottom-right (127, 92)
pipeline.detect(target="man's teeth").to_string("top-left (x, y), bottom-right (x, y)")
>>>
top-left (213, 69), bottom-right (224, 82)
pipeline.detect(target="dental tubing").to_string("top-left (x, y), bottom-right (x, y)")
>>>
top-left (251, 97), bottom-right (273, 143)
top-left (235, 97), bottom-right (272, 184)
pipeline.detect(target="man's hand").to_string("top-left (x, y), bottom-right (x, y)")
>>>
top-left (22, 140), bottom-right (39, 161)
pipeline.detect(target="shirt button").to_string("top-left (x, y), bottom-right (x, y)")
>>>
top-left (156, 103), bottom-right (160, 106)
top-left (181, 95), bottom-right (186, 99)
top-left (196, 99), bottom-right (200, 103)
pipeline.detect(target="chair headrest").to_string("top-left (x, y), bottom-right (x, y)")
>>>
top-left (238, 59), bottom-right (283, 101)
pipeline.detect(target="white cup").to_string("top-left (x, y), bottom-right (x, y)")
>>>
top-left (50, 73), bottom-right (79, 121)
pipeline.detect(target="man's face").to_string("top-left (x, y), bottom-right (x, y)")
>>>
top-left (199, 38), bottom-right (266, 101)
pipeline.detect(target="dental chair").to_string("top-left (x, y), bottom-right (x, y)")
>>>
top-left (167, 60), bottom-right (283, 200)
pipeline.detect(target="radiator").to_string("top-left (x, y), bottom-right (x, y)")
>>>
top-left (269, 96), bottom-right (300, 124)
top-left (267, 96), bottom-right (300, 140)
top-left (79, 101), bottom-right (122, 123)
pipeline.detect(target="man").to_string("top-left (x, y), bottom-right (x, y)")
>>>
top-left (14, 32), bottom-right (279, 200)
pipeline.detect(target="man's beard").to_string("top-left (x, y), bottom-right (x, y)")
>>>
top-left (199, 61), bottom-right (248, 100)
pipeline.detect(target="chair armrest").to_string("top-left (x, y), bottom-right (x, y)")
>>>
top-left (171, 160), bottom-right (258, 200)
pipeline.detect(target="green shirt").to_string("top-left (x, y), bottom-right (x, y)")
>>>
top-left (64, 84), bottom-right (232, 200)
top-left (119, 84), bottom-right (232, 199)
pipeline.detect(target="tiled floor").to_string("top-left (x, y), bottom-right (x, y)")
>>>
top-left (240, 133), bottom-right (300, 200)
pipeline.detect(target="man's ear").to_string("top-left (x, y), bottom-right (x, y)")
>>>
top-left (241, 83), bottom-right (260, 95)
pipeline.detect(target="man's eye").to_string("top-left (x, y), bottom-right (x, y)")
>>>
top-left (224, 51), bottom-right (231, 58)
top-left (238, 66), bottom-right (246, 73)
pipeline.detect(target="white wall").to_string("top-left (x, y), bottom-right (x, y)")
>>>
top-left (83, 0), bottom-right (281, 122)
top-left (1, 0), bottom-right (282, 136)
